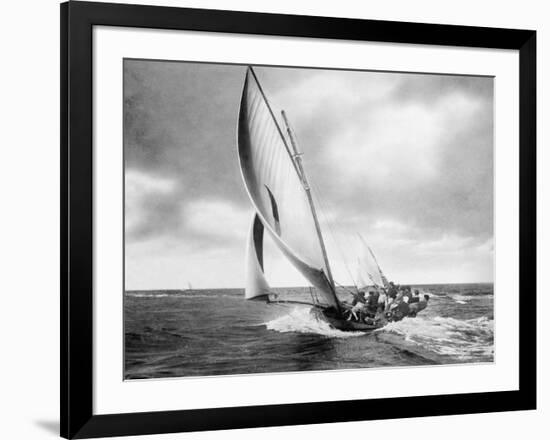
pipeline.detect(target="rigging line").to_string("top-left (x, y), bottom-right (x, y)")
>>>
top-left (334, 281), bottom-right (360, 296)
top-left (358, 233), bottom-right (387, 287)
top-left (281, 107), bottom-right (355, 304)
top-left (308, 286), bottom-right (317, 305)
top-left (338, 228), bottom-right (364, 288)
top-left (280, 110), bottom-right (338, 305)
top-left (334, 215), bottom-right (366, 285)
top-left (305, 173), bottom-right (356, 279)
top-left (309, 182), bottom-right (359, 291)
top-left (311, 184), bottom-right (356, 288)
top-left (285, 118), bottom-right (342, 275)
top-left (299, 171), bottom-right (356, 285)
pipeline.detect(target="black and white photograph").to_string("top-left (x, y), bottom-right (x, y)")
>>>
top-left (124, 60), bottom-right (495, 379)
top-left (1, 0), bottom-right (544, 438)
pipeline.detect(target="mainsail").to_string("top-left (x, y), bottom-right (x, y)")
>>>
top-left (356, 236), bottom-right (388, 289)
top-left (238, 67), bottom-right (340, 310)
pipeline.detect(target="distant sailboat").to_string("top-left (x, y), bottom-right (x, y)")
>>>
top-left (237, 66), bottom-right (381, 331)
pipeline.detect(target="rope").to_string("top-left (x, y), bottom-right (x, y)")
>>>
top-left (286, 117), bottom-right (358, 297)
top-left (334, 281), bottom-right (360, 297)
top-left (310, 182), bottom-right (359, 291)
top-left (308, 286), bottom-right (318, 304)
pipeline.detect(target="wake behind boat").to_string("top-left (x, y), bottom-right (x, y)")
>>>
top-left (237, 66), bottom-right (428, 332)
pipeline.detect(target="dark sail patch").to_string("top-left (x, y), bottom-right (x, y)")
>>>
top-left (252, 214), bottom-right (265, 270)
top-left (264, 185), bottom-right (281, 235)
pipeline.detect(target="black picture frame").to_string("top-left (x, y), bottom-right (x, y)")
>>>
top-left (60, 1), bottom-right (537, 438)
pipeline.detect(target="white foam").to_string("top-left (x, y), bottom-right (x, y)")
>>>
top-left (446, 293), bottom-right (493, 304)
top-left (125, 292), bottom-right (239, 299)
top-left (126, 293), bottom-right (172, 298)
top-left (379, 315), bottom-right (494, 360)
top-left (265, 307), bottom-right (364, 339)
top-left (450, 294), bottom-right (472, 302)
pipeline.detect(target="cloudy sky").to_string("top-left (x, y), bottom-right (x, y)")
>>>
top-left (124, 60), bottom-right (494, 290)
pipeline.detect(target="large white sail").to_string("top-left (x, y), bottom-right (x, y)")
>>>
top-left (238, 67), bottom-right (340, 309)
top-left (356, 236), bottom-right (387, 289)
top-left (245, 213), bottom-right (271, 300)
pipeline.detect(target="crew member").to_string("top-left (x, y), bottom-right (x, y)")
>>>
top-left (408, 294), bottom-right (430, 317)
top-left (391, 296), bottom-right (410, 321)
top-left (366, 290), bottom-right (379, 316)
top-left (377, 289), bottom-right (388, 313)
top-left (347, 291), bottom-right (366, 321)
top-left (387, 282), bottom-right (398, 299)
top-left (409, 289), bottom-right (421, 304)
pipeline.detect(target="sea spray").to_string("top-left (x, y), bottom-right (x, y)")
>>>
top-left (379, 315), bottom-right (494, 361)
top-left (265, 307), bottom-right (364, 339)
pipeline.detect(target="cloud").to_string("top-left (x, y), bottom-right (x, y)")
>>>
top-left (125, 194), bottom-right (253, 290)
top-left (125, 170), bottom-right (180, 242)
top-left (126, 167), bottom-right (252, 246)
top-left (124, 61), bottom-right (494, 287)
top-left (258, 67), bottom-right (493, 244)
top-left (184, 199), bottom-right (251, 242)
top-left (124, 60), bottom-right (246, 200)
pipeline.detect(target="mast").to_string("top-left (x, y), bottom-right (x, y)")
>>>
top-left (243, 66), bottom-right (342, 314)
top-left (281, 110), bottom-right (336, 292)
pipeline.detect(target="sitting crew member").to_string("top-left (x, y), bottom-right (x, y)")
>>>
top-left (390, 290), bottom-right (405, 310)
top-left (350, 290), bottom-right (366, 306)
top-left (366, 290), bottom-right (379, 316)
top-left (402, 286), bottom-right (412, 300)
top-left (387, 282), bottom-right (398, 300)
top-left (385, 295), bottom-right (394, 313)
top-left (377, 289), bottom-right (388, 313)
top-left (408, 294), bottom-right (430, 317)
top-left (347, 291), bottom-right (366, 321)
top-left (409, 289), bottom-right (421, 304)
top-left (391, 296), bottom-right (410, 321)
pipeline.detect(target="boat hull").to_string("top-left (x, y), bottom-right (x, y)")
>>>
top-left (310, 307), bottom-right (384, 332)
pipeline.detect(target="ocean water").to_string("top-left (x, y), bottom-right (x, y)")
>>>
top-left (124, 283), bottom-right (493, 379)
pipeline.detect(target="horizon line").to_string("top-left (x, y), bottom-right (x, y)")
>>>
top-left (125, 280), bottom-right (494, 292)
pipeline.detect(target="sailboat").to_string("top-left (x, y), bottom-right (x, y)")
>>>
top-left (237, 66), bottom-right (383, 332)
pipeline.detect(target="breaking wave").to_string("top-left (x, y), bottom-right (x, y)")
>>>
top-left (450, 294), bottom-right (471, 303)
top-left (127, 293), bottom-right (173, 298)
top-left (126, 292), bottom-right (239, 300)
top-left (265, 307), bottom-right (364, 339)
top-left (379, 315), bottom-right (494, 360)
